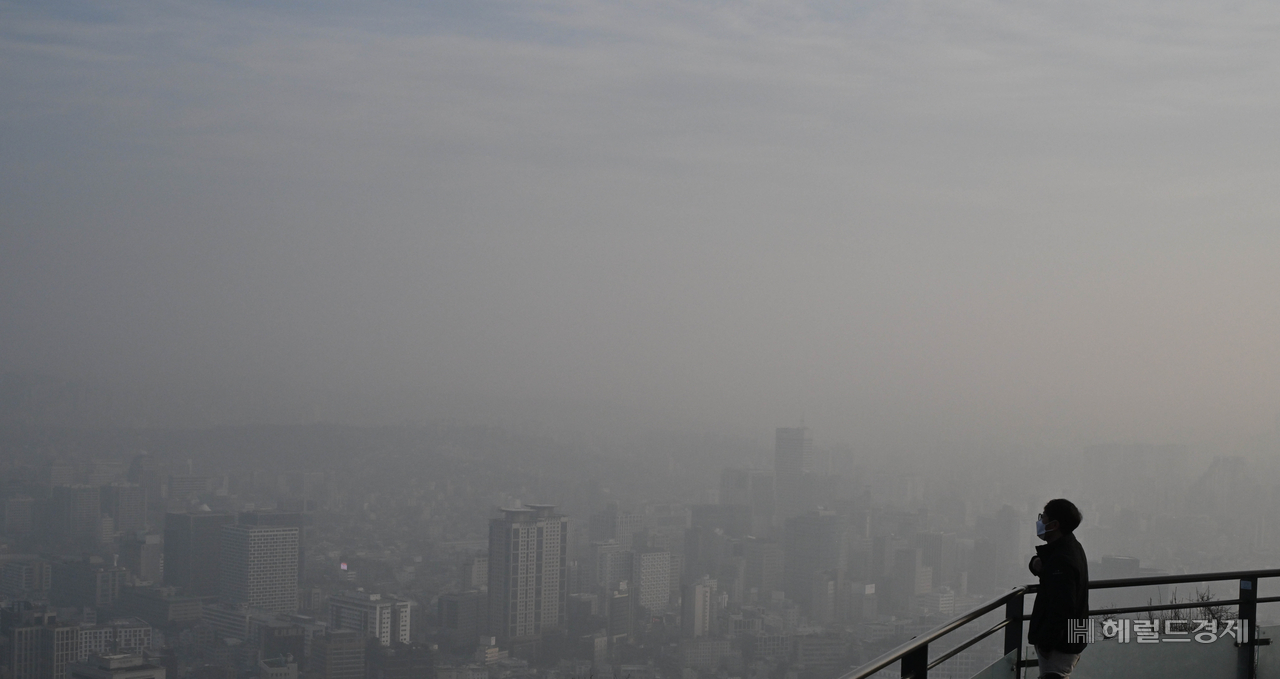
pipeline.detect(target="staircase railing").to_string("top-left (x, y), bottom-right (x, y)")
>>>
top-left (837, 567), bottom-right (1280, 679)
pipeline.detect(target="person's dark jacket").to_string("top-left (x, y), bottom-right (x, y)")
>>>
top-left (1027, 531), bottom-right (1089, 654)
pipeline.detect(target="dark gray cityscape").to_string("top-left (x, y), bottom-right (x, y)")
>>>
top-left (4, 2), bottom-right (1280, 679)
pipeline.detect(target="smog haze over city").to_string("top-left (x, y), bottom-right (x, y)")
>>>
top-left (4, 2), bottom-right (1280, 679)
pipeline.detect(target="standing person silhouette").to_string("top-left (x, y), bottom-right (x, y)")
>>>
top-left (1028, 499), bottom-right (1089, 679)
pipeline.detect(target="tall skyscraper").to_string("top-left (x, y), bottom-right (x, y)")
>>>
top-left (889, 547), bottom-right (932, 615)
top-left (327, 591), bottom-right (411, 646)
top-left (238, 510), bottom-right (306, 583)
top-left (486, 505), bottom-right (568, 648)
top-left (630, 550), bottom-right (671, 614)
top-left (774, 428), bottom-right (813, 520)
top-left (743, 537), bottom-right (783, 599)
top-left (682, 526), bottom-right (729, 587)
top-left (49, 485), bottom-right (102, 546)
top-left (164, 512), bottom-right (236, 596)
top-left (718, 469), bottom-right (775, 535)
top-left (774, 427), bottom-right (811, 476)
top-left (219, 525), bottom-right (299, 613)
top-left (102, 484), bottom-right (147, 536)
top-left (461, 556), bottom-right (488, 590)
top-left (783, 511), bottom-right (848, 614)
top-left (120, 533), bottom-right (163, 585)
top-left (126, 455), bottom-right (163, 512)
top-left (589, 541), bottom-right (631, 591)
top-left (605, 583), bottom-right (633, 644)
top-left (588, 503), bottom-right (644, 547)
top-left (681, 576), bottom-right (716, 639)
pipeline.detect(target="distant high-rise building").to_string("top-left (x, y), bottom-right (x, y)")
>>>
top-left (718, 469), bottom-right (775, 534)
top-left (630, 551), bottom-right (671, 614)
top-left (1, 558), bottom-right (51, 599)
top-left (164, 512), bottom-right (236, 596)
top-left (605, 583), bottom-right (633, 644)
top-left (3, 496), bottom-right (36, 536)
top-left (311, 631), bottom-right (365, 679)
top-left (165, 476), bottom-right (211, 500)
top-left (112, 587), bottom-right (202, 628)
top-left (42, 624), bottom-right (79, 679)
top-left (774, 428), bottom-right (814, 519)
top-left (486, 505), bottom-right (568, 647)
top-left (437, 591), bottom-right (484, 649)
top-left (971, 505), bottom-right (1021, 594)
top-left (238, 510), bottom-right (306, 583)
top-left (50, 559), bottom-right (126, 608)
top-left (743, 537), bottom-right (783, 600)
top-left (783, 511), bottom-right (848, 614)
top-left (691, 504), bottom-right (753, 539)
top-left (774, 427), bottom-right (811, 476)
top-left (681, 577), bottom-right (716, 639)
top-left (102, 484), bottom-right (147, 535)
top-left (2, 603), bottom-right (77, 679)
top-left (45, 464), bottom-right (80, 487)
top-left (127, 455), bottom-right (163, 507)
top-left (462, 556), bottom-right (488, 590)
top-left (588, 503), bottom-right (644, 547)
top-left (220, 525), bottom-right (299, 614)
top-left (589, 541), bottom-right (631, 591)
top-left (49, 485), bottom-right (103, 546)
top-left (120, 533), bottom-right (163, 585)
top-left (918, 586), bottom-right (955, 617)
top-left (682, 526), bottom-right (730, 588)
top-left (327, 591), bottom-right (411, 646)
top-left (918, 532), bottom-right (959, 590)
top-left (809, 572), bottom-right (838, 624)
top-left (887, 547), bottom-right (933, 614)
top-left (74, 619), bottom-right (153, 660)
top-left (2, 602), bottom-right (54, 679)
top-left (845, 582), bottom-right (877, 622)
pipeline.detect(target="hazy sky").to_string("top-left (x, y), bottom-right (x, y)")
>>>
top-left (3, 0), bottom-right (1280, 448)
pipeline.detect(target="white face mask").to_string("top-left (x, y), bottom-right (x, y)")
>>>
top-left (1035, 519), bottom-right (1047, 537)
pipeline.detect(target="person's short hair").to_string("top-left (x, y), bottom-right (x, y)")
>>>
top-left (1043, 498), bottom-right (1082, 533)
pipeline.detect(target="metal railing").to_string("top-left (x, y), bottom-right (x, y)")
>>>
top-left (837, 567), bottom-right (1280, 679)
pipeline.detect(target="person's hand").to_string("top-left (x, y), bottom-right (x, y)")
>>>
top-left (1030, 556), bottom-right (1043, 575)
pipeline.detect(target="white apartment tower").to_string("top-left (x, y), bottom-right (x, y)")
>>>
top-left (631, 551), bottom-right (671, 613)
top-left (681, 576), bottom-right (716, 639)
top-left (486, 505), bottom-right (568, 647)
top-left (220, 525), bottom-right (299, 613)
top-left (327, 591), bottom-right (411, 646)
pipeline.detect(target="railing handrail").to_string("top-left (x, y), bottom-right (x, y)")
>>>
top-left (837, 566), bottom-right (1280, 679)
top-left (1085, 567), bottom-right (1280, 590)
top-left (838, 587), bottom-right (1028, 679)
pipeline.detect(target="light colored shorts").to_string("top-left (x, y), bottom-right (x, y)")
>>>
top-left (1035, 646), bottom-right (1081, 678)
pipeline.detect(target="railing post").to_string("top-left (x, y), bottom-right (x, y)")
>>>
top-left (1239, 577), bottom-right (1258, 679)
top-left (1005, 591), bottom-right (1024, 673)
top-left (901, 644), bottom-right (927, 679)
